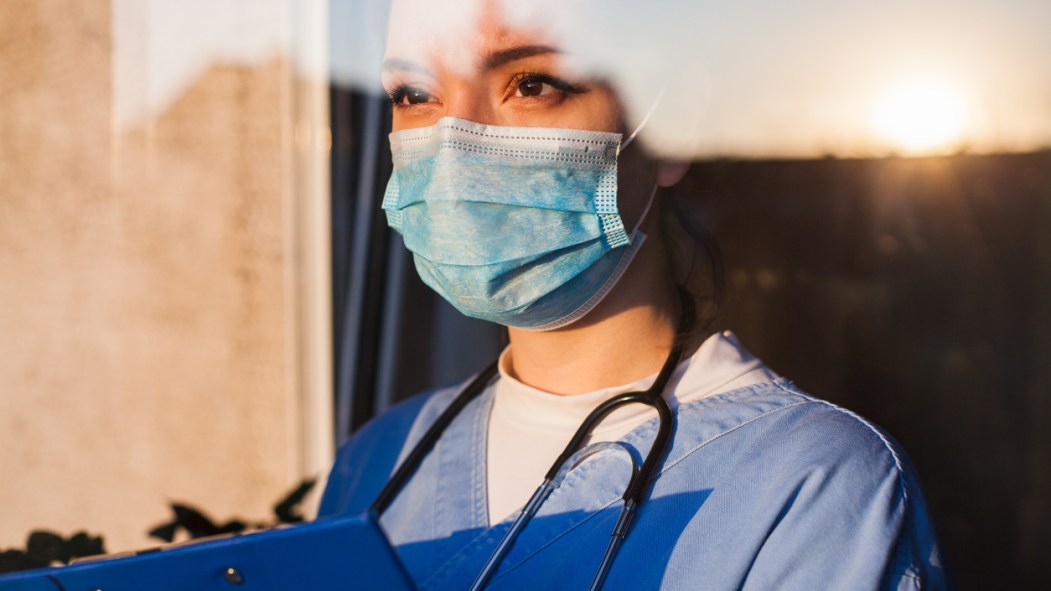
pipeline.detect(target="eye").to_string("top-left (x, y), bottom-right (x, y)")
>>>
top-left (387, 84), bottom-right (437, 106)
top-left (509, 73), bottom-right (589, 100)
top-left (516, 77), bottom-right (553, 98)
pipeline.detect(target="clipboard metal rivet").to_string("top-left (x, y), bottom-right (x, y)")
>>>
top-left (225, 567), bottom-right (245, 585)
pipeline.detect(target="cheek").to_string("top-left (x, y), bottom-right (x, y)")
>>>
top-left (391, 111), bottom-right (432, 132)
top-left (575, 93), bottom-right (624, 134)
top-left (502, 90), bottom-right (623, 132)
top-left (495, 107), bottom-right (616, 131)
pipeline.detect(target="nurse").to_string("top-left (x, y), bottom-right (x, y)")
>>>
top-left (320, 1), bottom-right (947, 589)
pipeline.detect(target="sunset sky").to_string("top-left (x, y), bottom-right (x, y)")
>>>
top-left (116, 0), bottom-right (1051, 158)
top-left (630, 0), bottom-right (1051, 157)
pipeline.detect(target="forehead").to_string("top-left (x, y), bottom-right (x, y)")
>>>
top-left (384, 0), bottom-right (561, 73)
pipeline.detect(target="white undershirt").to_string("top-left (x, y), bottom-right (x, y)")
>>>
top-left (486, 330), bottom-right (779, 524)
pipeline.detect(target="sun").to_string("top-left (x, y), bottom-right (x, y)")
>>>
top-left (871, 80), bottom-right (971, 155)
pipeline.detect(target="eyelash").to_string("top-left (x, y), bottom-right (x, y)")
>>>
top-left (505, 72), bottom-right (589, 97)
top-left (385, 83), bottom-right (429, 107)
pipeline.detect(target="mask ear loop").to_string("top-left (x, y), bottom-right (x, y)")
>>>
top-left (631, 184), bottom-right (659, 235)
top-left (619, 83), bottom-right (668, 233)
top-left (620, 83), bottom-right (668, 150)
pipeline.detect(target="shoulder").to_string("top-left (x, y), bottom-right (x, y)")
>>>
top-left (690, 380), bottom-right (922, 524)
top-left (686, 380), bottom-right (913, 482)
top-left (680, 380), bottom-right (946, 588)
top-left (316, 381), bottom-right (465, 518)
top-left (775, 382), bottom-right (909, 473)
top-left (774, 384), bottom-right (945, 588)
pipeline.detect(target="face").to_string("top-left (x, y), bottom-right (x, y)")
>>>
top-left (382, 1), bottom-right (623, 133)
top-left (381, 0), bottom-right (665, 230)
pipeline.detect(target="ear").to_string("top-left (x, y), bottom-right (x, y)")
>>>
top-left (656, 160), bottom-right (691, 187)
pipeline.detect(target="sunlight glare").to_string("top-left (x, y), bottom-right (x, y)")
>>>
top-left (871, 80), bottom-right (970, 155)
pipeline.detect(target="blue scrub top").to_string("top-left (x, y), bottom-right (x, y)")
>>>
top-left (320, 378), bottom-right (947, 590)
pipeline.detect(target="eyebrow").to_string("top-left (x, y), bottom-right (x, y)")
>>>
top-left (480, 44), bottom-right (560, 71)
top-left (381, 44), bottom-right (560, 77)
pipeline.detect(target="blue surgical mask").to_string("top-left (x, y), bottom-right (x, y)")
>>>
top-left (382, 117), bottom-right (653, 330)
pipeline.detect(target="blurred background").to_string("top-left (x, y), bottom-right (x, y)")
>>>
top-left (1, 0), bottom-right (1048, 588)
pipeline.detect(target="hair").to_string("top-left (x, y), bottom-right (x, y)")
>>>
top-left (660, 193), bottom-right (725, 345)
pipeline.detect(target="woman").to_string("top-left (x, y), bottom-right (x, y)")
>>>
top-left (320, 2), bottom-right (946, 589)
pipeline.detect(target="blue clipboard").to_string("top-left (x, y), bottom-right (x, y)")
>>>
top-left (0, 512), bottom-right (415, 591)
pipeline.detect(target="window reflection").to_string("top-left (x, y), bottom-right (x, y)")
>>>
top-left (0, 0), bottom-right (331, 553)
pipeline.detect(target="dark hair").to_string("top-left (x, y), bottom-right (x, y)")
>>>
top-left (661, 195), bottom-right (725, 345)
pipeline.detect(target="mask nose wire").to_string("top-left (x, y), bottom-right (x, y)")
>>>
top-left (619, 83), bottom-right (668, 150)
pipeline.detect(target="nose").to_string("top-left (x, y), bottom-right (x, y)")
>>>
top-left (443, 82), bottom-right (498, 126)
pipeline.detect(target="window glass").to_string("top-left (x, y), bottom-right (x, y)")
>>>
top-left (329, 1), bottom-right (1050, 587)
top-left (0, 0), bottom-right (331, 553)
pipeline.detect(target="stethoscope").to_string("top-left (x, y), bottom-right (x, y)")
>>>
top-left (370, 290), bottom-right (694, 590)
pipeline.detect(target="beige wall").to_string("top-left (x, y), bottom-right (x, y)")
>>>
top-left (0, 0), bottom-right (330, 552)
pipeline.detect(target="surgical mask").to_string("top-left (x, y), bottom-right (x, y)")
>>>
top-left (382, 117), bottom-right (655, 330)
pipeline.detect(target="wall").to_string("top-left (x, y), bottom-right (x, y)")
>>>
top-left (0, 0), bottom-right (331, 552)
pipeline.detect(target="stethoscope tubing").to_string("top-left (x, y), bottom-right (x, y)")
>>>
top-left (368, 360), bottom-right (498, 516)
top-left (372, 288), bottom-right (695, 590)
top-left (471, 343), bottom-right (681, 591)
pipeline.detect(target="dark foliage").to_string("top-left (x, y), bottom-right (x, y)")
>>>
top-left (0, 531), bottom-right (105, 574)
top-left (273, 479), bottom-right (316, 525)
top-left (148, 478), bottom-right (316, 543)
top-left (1, 479), bottom-right (316, 574)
